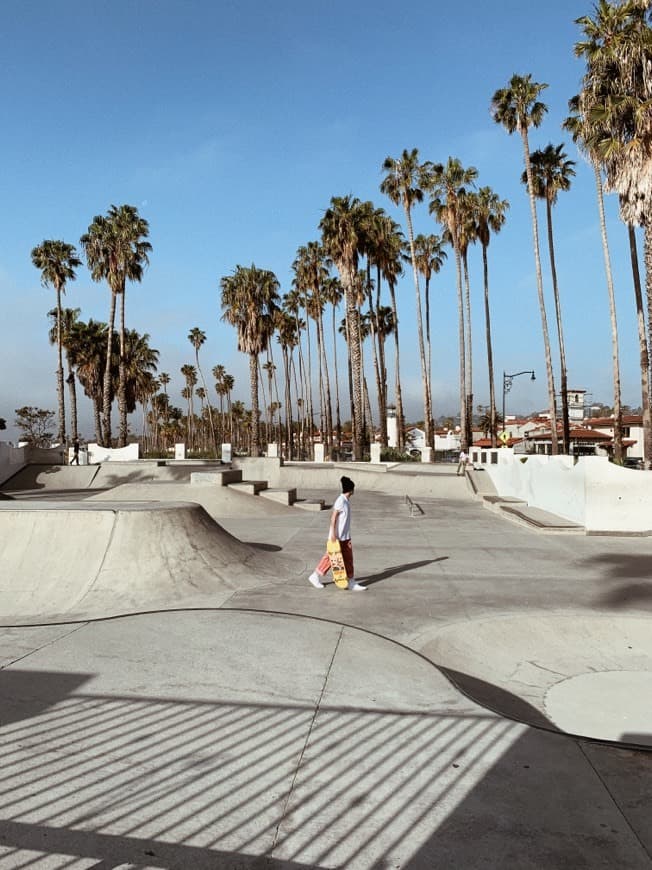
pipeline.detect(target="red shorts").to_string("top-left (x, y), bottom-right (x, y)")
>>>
top-left (316, 539), bottom-right (354, 579)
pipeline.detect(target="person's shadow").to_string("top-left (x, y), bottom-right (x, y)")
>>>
top-left (358, 557), bottom-right (448, 587)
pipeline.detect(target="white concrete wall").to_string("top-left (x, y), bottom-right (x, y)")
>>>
top-left (87, 443), bottom-right (140, 464)
top-left (0, 443), bottom-right (26, 485)
top-left (483, 450), bottom-right (652, 532)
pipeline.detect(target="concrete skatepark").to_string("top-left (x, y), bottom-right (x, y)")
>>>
top-left (1, 458), bottom-right (652, 868)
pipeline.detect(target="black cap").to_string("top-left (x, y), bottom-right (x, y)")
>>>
top-left (340, 476), bottom-right (355, 493)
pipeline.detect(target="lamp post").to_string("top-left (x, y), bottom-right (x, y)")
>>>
top-left (502, 370), bottom-right (536, 442)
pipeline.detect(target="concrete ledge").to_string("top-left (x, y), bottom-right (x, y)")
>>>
top-left (228, 480), bottom-right (269, 495)
top-left (293, 498), bottom-right (326, 511)
top-left (500, 504), bottom-right (584, 533)
top-left (190, 470), bottom-right (242, 486)
top-left (259, 488), bottom-right (297, 505)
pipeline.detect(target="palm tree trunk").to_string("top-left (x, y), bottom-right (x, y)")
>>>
top-left (55, 286), bottom-right (66, 444)
top-left (93, 398), bottom-right (103, 445)
top-left (118, 291), bottom-right (128, 447)
top-left (196, 351), bottom-right (217, 455)
top-left (343, 267), bottom-right (363, 460)
top-left (545, 198), bottom-right (570, 454)
top-left (462, 250), bottom-right (473, 450)
top-left (594, 165), bottom-right (623, 464)
top-left (632, 224), bottom-right (652, 468)
top-left (405, 205), bottom-right (433, 448)
top-left (365, 282), bottom-right (386, 446)
top-left (102, 292), bottom-right (116, 447)
top-left (331, 304), bottom-right (342, 450)
top-left (249, 353), bottom-right (260, 456)
top-left (521, 128), bottom-right (558, 453)
top-left (453, 237), bottom-right (467, 448)
top-left (481, 244), bottom-right (498, 448)
top-left (66, 354), bottom-right (78, 443)
top-left (318, 314), bottom-right (334, 453)
top-left (387, 281), bottom-right (405, 449)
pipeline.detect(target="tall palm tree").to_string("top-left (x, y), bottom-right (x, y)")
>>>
top-left (564, 95), bottom-right (624, 463)
top-left (80, 204), bottom-right (151, 447)
top-left (220, 264), bottom-right (280, 457)
top-left (180, 364), bottom-right (198, 447)
top-left (322, 276), bottom-right (344, 450)
top-left (411, 234), bottom-right (447, 403)
top-left (473, 187), bottom-right (510, 447)
top-left (48, 306), bottom-right (81, 443)
top-left (31, 240), bottom-right (81, 444)
top-left (68, 319), bottom-right (110, 444)
top-left (426, 158), bottom-right (478, 450)
top-left (574, 0), bottom-right (652, 465)
top-left (188, 327), bottom-right (217, 453)
top-left (491, 74), bottom-right (559, 454)
top-left (381, 149), bottom-right (434, 448)
top-left (373, 213), bottom-right (406, 448)
top-left (523, 144), bottom-right (576, 453)
top-left (320, 196), bottom-right (370, 460)
top-left (293, 242), bottom-right (334, 450)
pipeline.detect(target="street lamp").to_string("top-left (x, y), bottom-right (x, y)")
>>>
top-left (502, 370), bottom-right (536, 442)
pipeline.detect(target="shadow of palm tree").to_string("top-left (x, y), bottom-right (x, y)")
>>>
top-left (359, 557), bottom-right (448, 586)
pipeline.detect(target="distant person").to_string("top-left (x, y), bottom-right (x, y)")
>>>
top-left (457, 448), bottom-right (468, 476)
top-left (309, 475), bottom-right (366, 591)
top-left (70, 438), bottom-right (80, 465)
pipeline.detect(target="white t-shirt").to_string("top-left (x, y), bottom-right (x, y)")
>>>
top-left (333, 493), bottom-right (351, 540)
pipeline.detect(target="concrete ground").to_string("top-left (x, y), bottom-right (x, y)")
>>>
top-left (1, 462), bottom-right (652, 868)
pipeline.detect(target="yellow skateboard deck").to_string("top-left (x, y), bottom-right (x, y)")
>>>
top-left (326, 539), bottom-right (349, 588)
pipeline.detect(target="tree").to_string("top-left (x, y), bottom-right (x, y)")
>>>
top-left (320, 196), bottom-right (370, 460)
top-left (491, 74), bottom-right (559, 453)
top-left (381, 150), bottom-right (434, 448)
top-left (14, 406), bottom-right (55, 447)
top-left (411, 233), bottom-right (447, 408)
top-left (426, 158), bottom-right (478, 450)
top-left (473, 187), bottom-right (510, 447)
top-left (564, 95), bottom-right (624, 462)
top-left (220, 264), bottom-right (280, 457)
top-left (68, 319), bottom-right (110, 444)
top-left (180, 364), bottom-right (198, 447)
top-left (523, 143), bottom-right (576, 453)
top-left (574, 0), bottom-right (652, 466)
top-left (48, 306), bottom-right (81, 443)
top-left (188, 327), bottom-right (217, 453)
top-left (31, 240), bottom-right (81, 444)
top-left (80, 204), bottom-right (151, 447)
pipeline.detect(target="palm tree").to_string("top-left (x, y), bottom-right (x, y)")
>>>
top-left (491, 75), bottom-right (559, 453)
top-left (319, 196), bottom-right (370, 460)
top-left (426, 158), bottom-right (478, 450)
top-left (180, 364), bottom-right (198, 447)
top-left (523, 143), bottom-right (576, 453)
top-left (80, 204), bottom-right (151, 447)
top-left (48, 306), bottom-right (81, 443)
top-left (188, 327), bottom-right (217, 453)
top-left (381, 149), bottom-right (434, 448)
top-left (473, 187), bottom-right (510, 447)
top-left (322, 276), bottom-right (344, 450)
top-left (574, 1), bottom-right (652, 465)
top-left (411, 234), bottom-right (447, 402)
top-left (31, 240), bottom-right (81, 444)
top-left (564, 95), bottom-right (624, 463)
top-left (293, 242), bottom-right (334, 450)
top-left (220, 264), bottom-right (280, 457)
top-left (68, 319), bottom-right (109, 444)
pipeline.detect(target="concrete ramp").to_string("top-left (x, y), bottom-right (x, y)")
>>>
top-left (2, 465), bottom-right (99, 491)
top-left (0, 502), bottom-right (303, 625)
top-left (424, 614), bottom-right (652, 747)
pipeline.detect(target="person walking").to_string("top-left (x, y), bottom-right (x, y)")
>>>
top-left (70, 438), bottom-right (80, 466)
top-left (309, 476), bottom-right (366, 591)
top-left (456, 447), bottom-right (468, 476)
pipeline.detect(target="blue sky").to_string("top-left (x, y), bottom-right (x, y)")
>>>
top-left (0, 0), bottom-right (643, 441)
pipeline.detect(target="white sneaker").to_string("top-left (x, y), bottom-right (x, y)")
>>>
top-left (348, 581), bottom-right (367, 592)
top-left (309, 572), bottom-right (325, 589)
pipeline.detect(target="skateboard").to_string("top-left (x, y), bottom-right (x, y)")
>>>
top-left (326, 539), bottom-right (349, 588)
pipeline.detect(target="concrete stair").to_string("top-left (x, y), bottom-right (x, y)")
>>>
top-left (293, 498), bottom-right (326, 512)
top-left (259, 487), bottom-right (297, 506)
top-left (190, 470), bottom-right (243, 486)
top-left (228, 480), bottom-right (269, 496)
